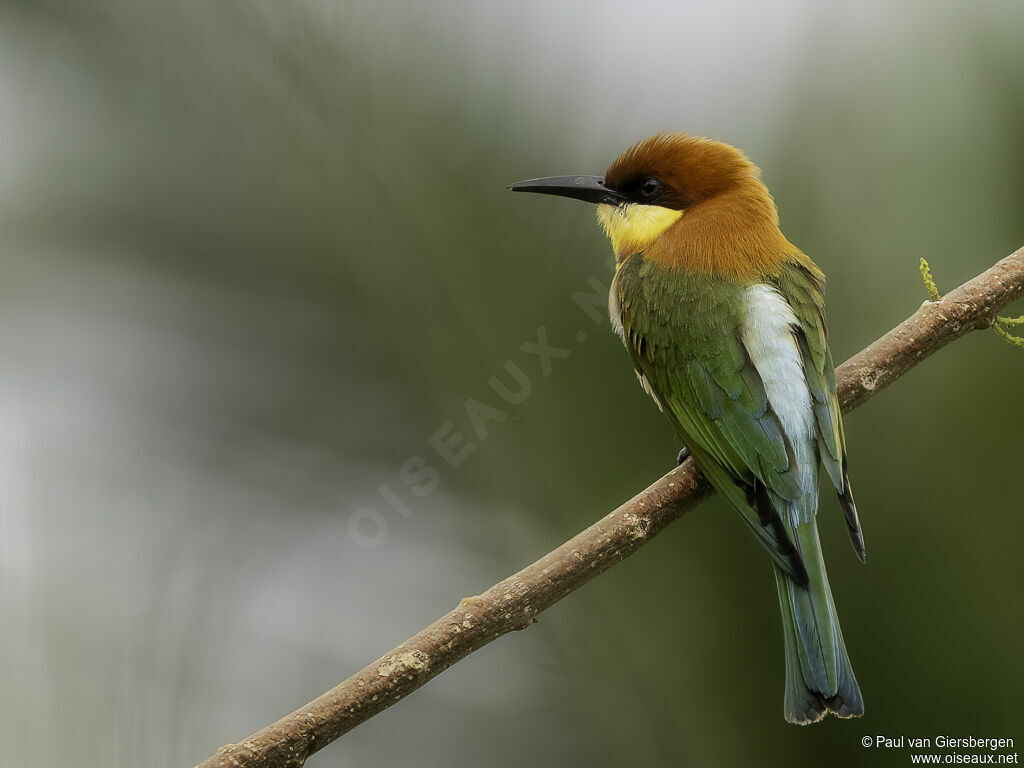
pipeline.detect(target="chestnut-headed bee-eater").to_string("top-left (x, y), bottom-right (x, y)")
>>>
top-left (510, 133), bottom-right (865, 724)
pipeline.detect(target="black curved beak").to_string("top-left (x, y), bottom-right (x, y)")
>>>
top-left (508, 175), bottom-right (628, 206)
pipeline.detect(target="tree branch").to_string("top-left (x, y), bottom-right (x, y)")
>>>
top-left (196, 247), bottom-right (1024, 768)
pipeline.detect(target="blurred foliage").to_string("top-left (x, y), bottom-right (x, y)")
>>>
top-left (1, 2), bottom-right (1022, 767)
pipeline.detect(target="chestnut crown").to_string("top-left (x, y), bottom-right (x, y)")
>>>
top-left (603, 132), bottom-right (761, 210)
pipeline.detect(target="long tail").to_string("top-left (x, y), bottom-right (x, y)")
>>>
top-left (773, 520), bottom-right (864, 724)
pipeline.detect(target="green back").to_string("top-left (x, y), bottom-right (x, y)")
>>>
top-left (613, 252), bottom-right (857, 573)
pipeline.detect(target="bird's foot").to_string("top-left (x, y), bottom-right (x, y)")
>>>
top-left (676, 446), bottom-right (690, 465)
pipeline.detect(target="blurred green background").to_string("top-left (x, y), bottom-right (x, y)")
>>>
top-left (2, 2), bottom-right (1022, 766)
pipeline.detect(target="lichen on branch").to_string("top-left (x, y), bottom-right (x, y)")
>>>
top-left (919, 256), bottom-right (1024, 348)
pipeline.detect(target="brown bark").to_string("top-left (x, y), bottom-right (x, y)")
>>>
top-left (196, 247), bottom-right (1024, 768)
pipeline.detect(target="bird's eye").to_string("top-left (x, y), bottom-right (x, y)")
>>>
top-left (640, 177), bottom-right (661, 197)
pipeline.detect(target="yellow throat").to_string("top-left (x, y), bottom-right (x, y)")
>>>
top-left (596, 203), bottom-right (683, 260)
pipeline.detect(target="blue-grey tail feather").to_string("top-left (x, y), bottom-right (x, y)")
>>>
top-left (773, 521), bottom-right (863, 725)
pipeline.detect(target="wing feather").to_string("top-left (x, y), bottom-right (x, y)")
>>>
top-left (613, 252), bottom-right (865, 571)
top-left (614, 259), bottom-right (807, 578)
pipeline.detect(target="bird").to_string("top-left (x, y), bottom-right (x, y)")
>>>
top-left (509, 133), bottom-right (865, 724)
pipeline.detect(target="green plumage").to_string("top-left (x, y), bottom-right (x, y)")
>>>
top-left (613, 252), bottom-right (864, 724)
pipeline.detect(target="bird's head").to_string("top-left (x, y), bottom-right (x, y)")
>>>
top-left (511, 133), bottom-right (780, 269)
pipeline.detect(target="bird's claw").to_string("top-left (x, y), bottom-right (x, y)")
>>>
top-left (676, 446), bottom-right (690, 465)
